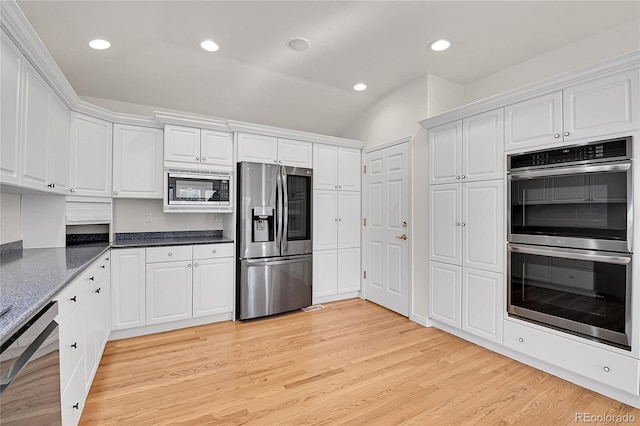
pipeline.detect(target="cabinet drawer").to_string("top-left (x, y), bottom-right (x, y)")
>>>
top-left (55, 271), bottom-right (94, 323)
top-left (59, 312), bottom-right (84, 393)
top-left (61, 360), bottom-right (86, 426)
top-left (193, 243), bottom-right (234, 260)
top-left (146, 245), bottom-right (192, 263)
top-left (504, 320), bottom-right (640, 395)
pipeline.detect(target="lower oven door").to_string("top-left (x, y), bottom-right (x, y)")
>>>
top-left (508, 244), bottom-right (632, 348)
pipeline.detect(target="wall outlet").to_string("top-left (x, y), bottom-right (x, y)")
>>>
top-left (212, 213), bottom-right (219, 223)
top-left (145, 213), bottom-right (153, 223)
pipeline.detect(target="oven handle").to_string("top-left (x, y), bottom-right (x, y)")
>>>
top-left (508, 161), bottom-right (631, 180)
top-left (508, 244), bottom-right (631, 265)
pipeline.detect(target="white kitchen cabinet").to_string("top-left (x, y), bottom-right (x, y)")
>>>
top-left (313, 190), bottom-right (361, 251)
top-left (337, 247), bottom-right (361, 293)
top-left (237, 133), bottom-right (312, 167)
top-left (0, 31), bottom-right (22, 185)
top-left (69, 112), bottom-right (112, 197)
top-left (462, 268), bottom-right (503, 344)
top-left (429, 183), bottom-right (462, 265)
top-left (165, 125), bottom-right (233, 166)
top-left (192, 257), bottom-right (234, 317)
top-left (429, 109), bottom-right (503, 185)
top-left (428, 261), bottom-right (461, 328)
top-left (313, 250), bottom-right (338, 297)
top-left (111, 248), bottom-right (146, 330)
top-left (505, 69), bottom-right (639, 151)
top-left (112, 124), bottom-right (164, 198)
top-left (146, 260), bottom-right (193, 325)
top-left (313, 144), bottom-right (361, 191)
top-left (49, 95), bottom-right (70, 193)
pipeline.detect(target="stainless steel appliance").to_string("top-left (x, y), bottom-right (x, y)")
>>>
top-left (507, 136), bottom-right (633, 349)
top-left (0, 302), bottom-right (61, 424)
top-left (164, 169), bottom-right (231, 212)
top-left (237, 162), bottom-right (312, 320)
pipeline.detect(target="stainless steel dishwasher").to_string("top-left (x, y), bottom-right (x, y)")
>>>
top-left (0, 301), bottom-right (61, 425)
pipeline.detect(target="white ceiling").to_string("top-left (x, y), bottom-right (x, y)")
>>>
top-left (16, 1), bottom-right (640, 137)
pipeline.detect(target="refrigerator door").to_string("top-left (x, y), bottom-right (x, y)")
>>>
top-left (282, 166), bottom-right (313, 257)
top-left (238, 254), bottom-right (312, 319)
top-left (238, 162), bottom-right (281, 259)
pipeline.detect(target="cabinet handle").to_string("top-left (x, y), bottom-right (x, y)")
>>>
top-left (188, 264), bottom-right (192, 268)
top-left (334, 218), bottom-right (339, 222)
top-left (168, 252), bottom-right (172, 256)
top-left (212, 250), bottom-right (217, 254)
top-left (48, 184), bottom-right (53, 188)
top-left (274, 160), bottom-right (278, 164)
top-left (338, 185), bottom-right (342, 188)
top-left (518, 337), bottom-right (524, 343)
top-left (70, 188), bottom-right (75, 192)
top-left (338, 218), bottom-right (342, 221)
top-left (101, 265), bottom-right (106, 269)
top-left (554, 133), bottom-right (560, 139)
top-left (196, 157), bottom-right (200, 160)
top-left (70, 296), bottom-right (77, 302)
top-left (462, 175), bottom-right (466, 179)
top-left (89, 276), bottom-right (95, 281)
top-left (564, 131), bottom-right (570, 137)
top-left (113, 191), bottom-right (118, 195)
top-left (456, 222), bottom-right (460, 226)
top-left (202, 157), bottom-right (206, 161)
top-left (461, 223), bottom-right (466, 227)
top-left (73, 403), bottom-right (79, 410)
top-left (456, 176), bottom-right (460, 180)
top-left (106, 257), bottom-right (110, 261)
top-left (279, 160), bottom-right (282, 164)
top-left (71, 342), bottom-right (77, 349)
top-left (95, 287), bottom-right (101, 294)
top-left (334, 185), bottom-right (338, 188)
top-left (194, 263), bottom-right (198, 267)
top-left (603, 366), bottom-right (610, 373)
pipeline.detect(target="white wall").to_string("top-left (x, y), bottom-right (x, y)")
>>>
top-left (113, 199), bottom-right (223, 233)
top-left (0, 193), bottom-right (22, 245)
top-left (464, 20), bottom-right (640, 103)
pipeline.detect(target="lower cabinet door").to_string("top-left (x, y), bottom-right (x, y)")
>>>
top-left (61, 355), bottom-right (86, 426)
top-left (146, 261), bottom-right (193, 325)
top-left (192, 257), bottom-right (234, 317)
top-left (337, 247), bottom-right (361, 293)
top-left (461, 268), bottom-right (503, 343)
top-left (313, 250), bottom-right (338, 297)
top-left (428, 261), bottom-right (461, 328)
top-left (111, 248), bottom-right (146, 330)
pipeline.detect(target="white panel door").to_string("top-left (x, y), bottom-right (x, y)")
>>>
top-left (462, 108), bottom-right (504, 182)
top-left (237, 133), bottom-right (278, 164)
top-left (192, 257), bottom-right (234, 317)
top-left (0, 32), bottom-right (22, 185)
top-left (463, 180), bottom-right (504, 273)
top-left (21, 62), bottom-right (50, 190)
top-left (278, 138), bottom-right (312, 168)
top-left (146, 261), bottom-right (193, 325)
top-left (337, 247), bottom-right (361, 293)
top-left (462, 268), bottom-right (503, 343)
top-left (429, 183), bottom-right (461, 265)
top-left (313, 190), bottom-right (338, 250)
top-left (69, 113), bottom-right (112, 197)
top-left (428, 121), bottom-right (462, 185)
top-left (428, 261), bottom-right (461, 328)
top-left (49, 95), bottom-right (70, 194)
top-left (563, 69), bottom-right (639, 142)
top-left (337, 147), bottom-right (361, 191)
top-left (504, 92), bottom-right (563, 151)
top-left (111, 248), bottom-right (146, 331)
top-left (313, 250), bottom-right (338, 298)
top-left (364, 142), bottom-right (411, 316)
top-left (164, 125), bottom-right (201, 164)
top-left (337, 191), bottom-right (361, 249)
top-left (113, 124), bottom-right (163, 198)
top-left (201, 130), bottom-right (233, 166)
top-left (313, 144), bottom-right (338, 190)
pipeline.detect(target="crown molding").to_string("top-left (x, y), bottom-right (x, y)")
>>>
top-left (154, 112), bottom-right (230, 132)
top-left (227, 120), bottom-right (364, 149)
top-left (419, 50), bottom-right (640, 129)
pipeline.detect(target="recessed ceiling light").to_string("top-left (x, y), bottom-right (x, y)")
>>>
top-left (429, 39), bottom-right (452, 52)
top-left (287, 37), bottom-right (310, 52)
top-left (353, 83), bottom-right (367, 92)
top-left (200, 40), bottom-right (219, 52)
top-left (89, 39), bottom-right (110, 50)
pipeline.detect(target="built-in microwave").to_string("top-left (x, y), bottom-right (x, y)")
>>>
top-left (163, 169), bottom-right (232, 213)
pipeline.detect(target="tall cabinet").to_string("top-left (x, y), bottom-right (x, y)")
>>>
top-left (312, 144), bottom-right (362, 301)
top-left (427, 108), bottom-right (505, 344)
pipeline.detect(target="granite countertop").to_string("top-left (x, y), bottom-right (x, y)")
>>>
top-left (111, 235), bottom-right (234, 248)
top-left (0, 243), bottom-right (110, 344)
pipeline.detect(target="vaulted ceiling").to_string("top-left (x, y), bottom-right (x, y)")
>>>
top-left (16, 1), bottom-right (640, 136)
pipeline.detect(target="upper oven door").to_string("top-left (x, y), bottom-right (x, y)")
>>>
top-left (508, 161), bottom-right (632, 253)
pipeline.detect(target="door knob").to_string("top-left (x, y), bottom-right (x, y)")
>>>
top-left (395, 234), bottom-right (408, 240)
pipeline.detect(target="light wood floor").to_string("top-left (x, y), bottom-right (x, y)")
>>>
top-left (82, 299), bottom-right (640, 425)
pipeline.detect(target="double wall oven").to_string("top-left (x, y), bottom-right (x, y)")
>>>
top-left (507, 136), bottom-right (633, 349)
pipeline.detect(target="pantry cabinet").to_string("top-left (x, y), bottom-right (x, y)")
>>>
top-left (313, 144), bottom-right (361, 191)
top-left (112, 124), bottom-right (164, 198)
top-left (164, 125), bottom-right (233, 166)
top-left (237, 133), bottom-right (312, 167)
top-left (312, 247), bottom-right (361, 297)
top-left (69, 113), bottom-right (112, 197)
top-left (313, 190), bottom-right (360, 251)
top-left (505, 69), bottom-right (639, 151)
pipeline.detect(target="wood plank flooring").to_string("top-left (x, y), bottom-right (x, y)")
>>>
top-left (81, 299), bottom-right (640, 425)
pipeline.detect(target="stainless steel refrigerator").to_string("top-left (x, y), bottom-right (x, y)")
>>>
top-left (236, 161), bottom-right (312, 320)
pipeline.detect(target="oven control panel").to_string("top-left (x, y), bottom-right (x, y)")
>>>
top-left (509, 137), bottom-right (630, 170)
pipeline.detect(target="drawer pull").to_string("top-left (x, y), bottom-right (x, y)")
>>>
top-left (213, 250), bottom-right (217, 254)
top-left (168, 252), bottom-right (173, 256)
top-left (71, 342), bottom-right (77, 349)
top-left (603, 366), bottom-right (611, 373)
top-left (89, 276), bottom-right (95, 281)
top-left (70, 296), bottom-right (77, 303)
top-left (518, 337), bottom-right (524, 343)
top-left (101, 265), bottom-right (106, 269)
top-left (95, 287), bottom-right (101, 294)
top-left (188, 264), bottom-right (192, 268)
top-left (194, 263), bottom-right (198, 267)
top-left (73, 403), bottom-right (79, 410)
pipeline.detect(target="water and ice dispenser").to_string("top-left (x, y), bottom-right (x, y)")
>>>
top-left (252, 206), bottom-right (274, 242)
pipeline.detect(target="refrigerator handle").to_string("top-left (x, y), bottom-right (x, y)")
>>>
top-left (276, 166), bottom-right (283, 249)
top-left (282, 167), bottom-right (289, 251)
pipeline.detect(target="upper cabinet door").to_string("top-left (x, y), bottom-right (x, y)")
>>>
top-left (337, 147), bottom-right (361, 191)
top-left (313, 144), bottom-right (338, 190)
top-left (563, 69), bottom-right (639, 142)
top-left (462, 109), bottom-right (504, 182)
top-left (69, 113), bottom-right (113, 197)
top-left (429, 121), bottom-right (462, 185)
top-left (278, 138), bottom-right (312, 168)
top-left (0, 32), bottom-right (23, 185)
top-left (237, 133), bottom-right (278, 164)
top-left (49, 95), bottom-right (70, 194)
top-left (113, 124), bottom-right (163, 198)
top-left (504, 92), bottom-right (563, 152)
top-left (164, 125), bottom-right (201, 164)
top-left (200, 130), bottom-right (233, 166)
